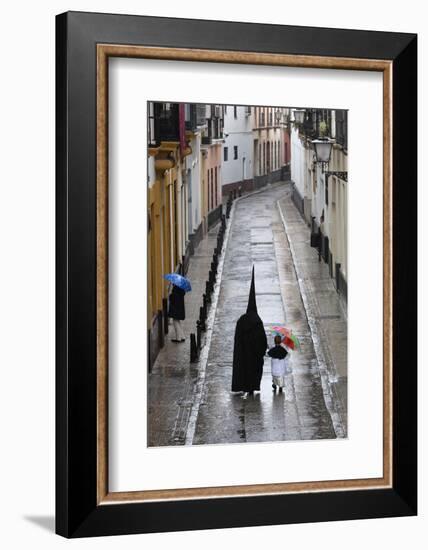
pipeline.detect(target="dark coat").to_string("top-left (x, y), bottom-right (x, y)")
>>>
top-left (231, 311), bottom-right (267, 392)
top-left (168, 285), bottom-right (185, 320)
top-left (267, 345), bottom-right (288, 359)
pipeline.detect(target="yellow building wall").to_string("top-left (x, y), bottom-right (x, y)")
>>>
top-left (148, 152), bottom-right (183, 324)
top-left (148, 140), bottom-right (194, 329)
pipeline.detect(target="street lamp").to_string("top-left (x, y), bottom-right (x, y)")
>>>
top-left (292, 109), bottom-right (306, 125)
top-left (312, 138), bottom-right (334, 164)
top-left (311, 137), bottom-right (348, 182)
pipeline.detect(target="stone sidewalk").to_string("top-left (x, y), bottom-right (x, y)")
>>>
top-left (147, 225), bottom-right (220, 446)
top-left (278, 192), bottom-right (348, 435)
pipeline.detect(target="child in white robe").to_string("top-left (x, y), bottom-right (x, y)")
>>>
top-left (268, 335), bottom-right (290, 392)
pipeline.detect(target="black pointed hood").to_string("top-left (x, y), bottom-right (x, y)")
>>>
top-left (246, 266), bottom-right (258, 314)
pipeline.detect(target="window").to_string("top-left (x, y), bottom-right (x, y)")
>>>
top-left (234, 145), bottom-right (238, 160)
top-left (233, 105), bottom-right (237, 119)
top-left (148, 102), bottom-right (155, 146)
top-left (224, 147), bottom-right (228, 162)
top-left (207, 170), bottom-right (210, 210)
top-left (263, 142), bottom-right (266, 173)
top-left (210, 168), bottom-right (214, 210)
top-left (215, 167), bottom-right (218, 207)
top-left (335, 110), bottom-right (348, 150)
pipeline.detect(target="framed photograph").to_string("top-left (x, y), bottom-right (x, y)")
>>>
top-left (56, 11), bottom-right (417, 538)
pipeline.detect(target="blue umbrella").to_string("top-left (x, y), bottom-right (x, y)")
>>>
top-left (164, 273), bottom-right (192, 292)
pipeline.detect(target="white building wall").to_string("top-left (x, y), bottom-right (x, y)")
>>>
top-left (185, 132), bottom-right (202, 234)
top-left (176, 167), bottom-right (185, 260)
top-left (325, 145), bottom-right (348, 277)
top-left (222, 105), bottom-right (253, 186)
top-left (290, 126), bottom-right (306, 199)
top-left (148, 156), bottom-right (156, 188)
top-left (313, 169), bottom-right (326, 222)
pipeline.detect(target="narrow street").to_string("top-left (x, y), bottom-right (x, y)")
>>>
top-left (148, 181), bottom-right (347, 446)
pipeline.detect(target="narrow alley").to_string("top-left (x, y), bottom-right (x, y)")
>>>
top-left (148, 181), bottom-right (347, 446)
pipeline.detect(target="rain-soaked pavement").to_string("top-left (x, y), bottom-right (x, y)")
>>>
top-left (148, 181), bottom-right (347, 446)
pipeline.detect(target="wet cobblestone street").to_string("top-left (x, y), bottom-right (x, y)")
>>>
top-left (148, 181), bottom-right (347, 446)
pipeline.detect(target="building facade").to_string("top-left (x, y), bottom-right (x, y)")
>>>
top-left (147, 102), bottom-right (191, 366)
top-left (253, 106), bottom-right (290, 188)
top-left (147, 102), bottom-right (225, 368)
top-left (290, 108), bottom-right (348, 304)
top-left (200, 104), bottom-right (224, 230)
top-left (222, 105), bottom-right (254, 195)
top-left (184, 103), bottom-right (206, 253)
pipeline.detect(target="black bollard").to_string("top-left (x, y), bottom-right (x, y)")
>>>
top-left (190, 333), bottom-right (198, 362)
top-left (207, 279), bottom-right (213, 295)
top-left (202, 296), bottom-right (207, 319)
top-left (199, 307), bottom-right (206, 331)
top-left (196, 321), bottom-right (202, 350)
top-left (162, 298), bottom-right (169, 335)
top-left (205, 281), bottom-right (212, 301)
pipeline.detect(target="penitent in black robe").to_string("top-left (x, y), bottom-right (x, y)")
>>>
top-left (231, 267), bottom-right (267, 392)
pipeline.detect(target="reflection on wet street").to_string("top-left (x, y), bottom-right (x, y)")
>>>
top-left (148, 181), bottom-right (347, 447)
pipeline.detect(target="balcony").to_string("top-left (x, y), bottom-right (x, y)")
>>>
top-left (296, 109), bottom-right (333, 142)
top-left (201, 116), bottom-right (223, 145)
top-left (335, 110), bottom-right (348, 150)
top-left (185, 103), bottom-right (207, 132)
top-left (149, 103), bottom-right (180, 146)
top-left (201, 136), bottom-right (213, 145)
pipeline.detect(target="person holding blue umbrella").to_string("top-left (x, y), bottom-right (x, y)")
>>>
top-left (164, 273), bottom-right (192, 343)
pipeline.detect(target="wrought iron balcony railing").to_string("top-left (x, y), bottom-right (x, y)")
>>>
top-left (149, 103), bottom-right (180, 146)
top-left (185, 104), bottom-right (207, 132)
